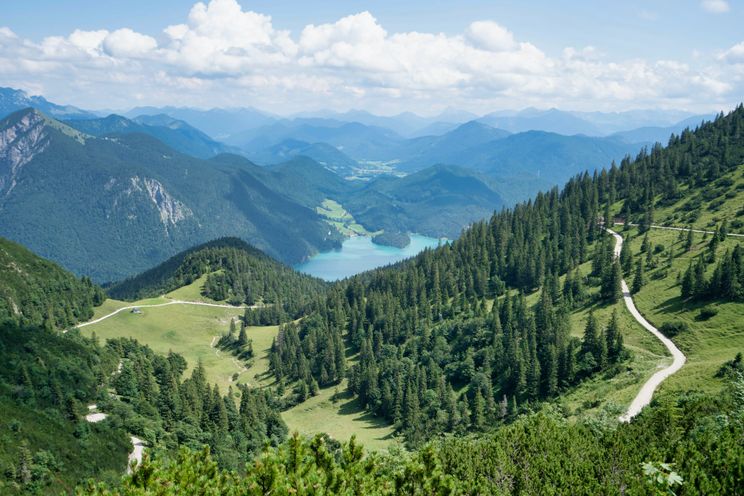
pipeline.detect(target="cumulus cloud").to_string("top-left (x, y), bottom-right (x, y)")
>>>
top-left (465, 21), bottom-right (516, 52)
top-left (102, 29), bottom-right (157, 58)
top-left (0, 0), bottom-right (741, 113)
top-left (720, 41), bottom-right (744, 64)
top-left (701, 0), bottom-right (730, 13)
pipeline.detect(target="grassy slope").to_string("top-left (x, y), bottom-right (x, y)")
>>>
top-left (83, 277), bottom-right (398, 449)
top-left (81, 165), bottom-right (743, 445)
top-left (82, 278), bottom-right (246, 393)
top-left (316, 199), bottom-right (374, 237)
top-left (517, 257), bottom-right (670, 420)
top-left (600, 165), bottom-right (744, 399)
top-left (653, 165), bottom-right (744, 233)
top-left (237, 315), bottom-right (398, 449)
top-left (281, 380), bottom-right (399, 451)
top-left (624, 227), bottom-right (743, 395)
top-left (559, 291), bottom-right (670, 419)
top-left (163, 272), bottom-right (226, 303)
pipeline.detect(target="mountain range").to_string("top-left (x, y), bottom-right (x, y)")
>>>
top-left (0, 108), bottom-right (504, 281)
top-left (65, 113), bottom-right (238, 159)
top-left (0, 109), bottom-right (342, 281)
top-left (0, 86), bottom-right (722, 281)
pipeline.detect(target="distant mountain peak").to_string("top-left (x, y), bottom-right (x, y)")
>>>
top-left (0, 87), bottom-right (96, 121)
top-left (0, 109), bottom-right (54, 195)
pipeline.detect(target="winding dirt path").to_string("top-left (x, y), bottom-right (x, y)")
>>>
top-left (85, 404), bottom-right (145, 473)
top-left (604, 227), bottom-right (687, 422)
top-left (77, 299), bottom-right (253, 329)
top-left (127, 436), bottom-right (146, 475)
top-left (615, 222), bottom-right (744, 238)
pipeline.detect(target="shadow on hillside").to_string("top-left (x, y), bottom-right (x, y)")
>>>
top-left (655, 294), bottom-right (708, 316)
top-left (336, 393), bottom-right (393, 431)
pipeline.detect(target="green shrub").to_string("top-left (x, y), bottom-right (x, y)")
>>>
top-left (697, 306), bottom-right (719, 320)
top-left (659, 321), bottom-right (690, 337)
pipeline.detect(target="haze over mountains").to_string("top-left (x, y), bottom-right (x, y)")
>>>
top-left (0, 86), bottom-right (722, 281)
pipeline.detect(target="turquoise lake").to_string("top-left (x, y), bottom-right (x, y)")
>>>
top-left (294, 234), bottom-right (444, 281)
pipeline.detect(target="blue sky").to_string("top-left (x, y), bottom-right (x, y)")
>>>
top-left (1, 0), bottom-right (742, 114)
top-left (5, 0), bottom-right (741, 61)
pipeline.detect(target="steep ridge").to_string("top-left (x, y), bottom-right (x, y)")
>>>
top-left (0, 235), bottom-right (104, 328)
top-left (66, 113), bottom-right (238, 159)
top-left (0, 108), bottom-right (341, 281)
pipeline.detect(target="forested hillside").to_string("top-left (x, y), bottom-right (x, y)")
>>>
top-left (104, 337), bottom-right (287, 471)
top-left (0, 108), bottom-right (511, 282)
top-left (0, 108), bottom-right (341, 282)
top-left (0, 323), bottom-right (130, 495)
top-left (70, 103), bottom-right (742, 495)
top-left (80, 374), bottom-right (742, 495)
top-left (0, 236), bottom-right (104, 328)
top-left (107, 237), bottom-right (327, 318)
top-left (65, 114), bottom-right (237, 159)
top-left (267, 105), bottom-right (744, 445)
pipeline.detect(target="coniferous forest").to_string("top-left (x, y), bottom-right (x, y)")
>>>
top-left (2, 0), bottom-right (744, 490)
top-left (1, 103), bottom-right (742, 495)
top-left (107, 237), bottom-right (327, 318)
top-left (266, 106), bottom-right (744, 445)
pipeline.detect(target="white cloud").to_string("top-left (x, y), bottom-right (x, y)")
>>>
top-left (720, 41), bottom-right (744, 63)
top-left (465, 21), bottom-right (516, 52)
top-left (0, 0), bottom-right (741, 114)
top-left (69, 29), bottom-right (108, 53)
top-left (102, 29), bottom-right (157, 58)
top-left (701, 0), bottom-right (730, 13)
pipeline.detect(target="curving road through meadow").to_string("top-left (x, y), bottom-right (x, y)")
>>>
top-left (604, 227), bottom-right (686, 422)
top-left (76, 299), bottom-right (253, 329)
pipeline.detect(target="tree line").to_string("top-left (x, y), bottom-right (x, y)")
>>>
top-left (107, 237), bottom-right (327, 319)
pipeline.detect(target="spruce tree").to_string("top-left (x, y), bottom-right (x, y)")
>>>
top-left (605, 310), bottom-right (622, 362)
top-left (237, 323), bottom-right (248, 347)
top-left (620, 236), bottom-right (633, 274)
top-left (683, 228), bottom-right (695, 251)
top-left (601, 261), bottom-right (623, 303)
top-left (581, 312), bottom-right (599, 371)
top-left (632, 259), bottom-right (645, 294)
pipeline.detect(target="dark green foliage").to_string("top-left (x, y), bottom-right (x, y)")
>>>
top-left (217, 320), bottom-right (254, 361)
top-left (78, 380), bottom-right (744, 496)
top-left (0, 236), bottom-right (105, 328)
top-left (276, 102), bottom-right (744, 445)
top-left (659, 321), bottom-right (690, 338)
top-left (697, 306), bottom-right (719, 320)
top-left (681, 245), bottom-right (744, 302)
top-left (601, 260), bottom-right (623, 303)
top-left (108, 237), bottom-right (326, 318)
top-left (371, 231), bottom-right (411, 248)
top-left (269, 313), bottom-right (346, 398)
top-left (715, 352), bottom-right (743, 378)
top-left (0, 323), bottom-right (130, 494)
top-left (435, 386), bottom-right (743, 495)
top-left (105, 338), bottom-right (287, 471)
top-left (632, 257), bottom-right (646, 294)
top-left (620, 235), bottom-right (633, 274)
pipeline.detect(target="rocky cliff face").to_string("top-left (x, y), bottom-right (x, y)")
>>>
top-left (128, 176), bottom-right (193, 227)
top-left (0, 110), bottom-right (49, 195)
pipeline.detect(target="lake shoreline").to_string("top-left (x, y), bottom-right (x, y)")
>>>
top-left (294, 234), bottom-right (443, 281)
